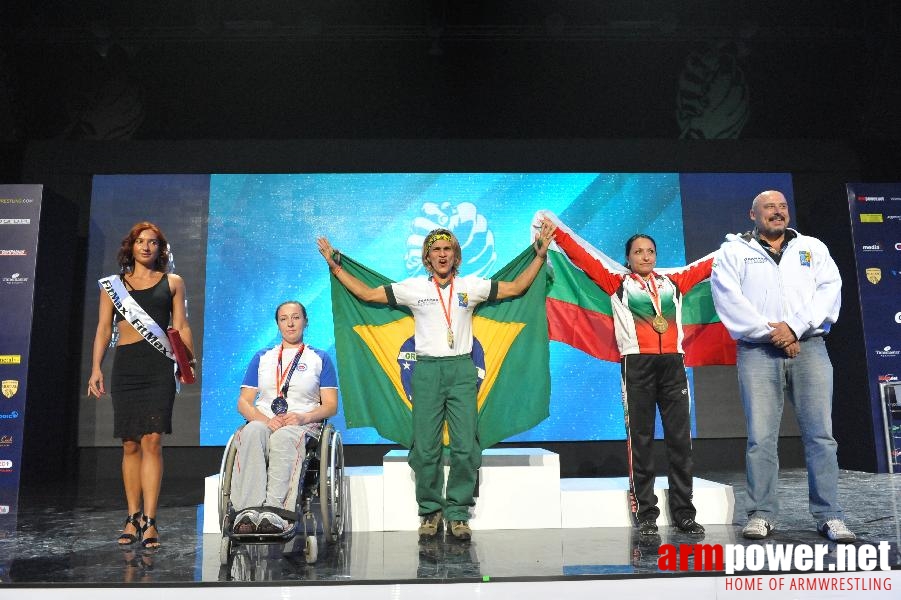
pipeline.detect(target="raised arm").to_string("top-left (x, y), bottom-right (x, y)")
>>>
top-left (496, 217), bottom-right (556, 300)
top-left (665, 253), bottom-right (715, 294)
top-left (317, 237), bottom-right (389, 304)
top-left (551, 224), bottom-right (623, 296)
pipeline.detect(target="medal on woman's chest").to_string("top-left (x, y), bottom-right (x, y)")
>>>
top-left (652, 314), bottom-right (669, 334)
top-left (271, 396), bottom-right (288, 415)
top-left (273, 344), bottom-right (304, 415)
top-left (634, 272), bottom-right (669, 335)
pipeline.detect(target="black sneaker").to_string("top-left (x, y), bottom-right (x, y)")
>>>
top-left (638, 519), bottom-right (658, 535)
top-left (675, 517), bottom-right (705, 535)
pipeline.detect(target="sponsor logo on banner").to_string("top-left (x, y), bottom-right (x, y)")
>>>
top-left (0, 356), bottom-right (21, 365)
top-left (892, 197), bottom-right (901, 201)
top-left (879, 374), bottom-right (899, 383)
top-left (0, 460), bottom-right (12, 469)
top-left (0, 250), bottom-right (27, 256)
top-left (0, 219), bottom-right (30, 225)
top-left (859, 214), bottom-right (884, 223)
top-left (0, 435), bottom-right (12, 448)
top-left (0, 411), bottom-right (19, 419)
top-left (861, 243), bottom-right (883, 252)
top-left (866, 268), bottom-right (882, 284)
top-left (896, 243), bottom-right (901, 251)
top-left (1, 272), bottom-right (28, 285)
top-left (0, 506), bottom-right (8, 514)
top-left (0, 197), bottom-right (34, 204)
top-left (857, 196), bottom-right (885, 202)
top-left (895, 312), bottom-right (901, 324)
top-left (1, 380), bottom-right (17, 398)
top-left (876, 346), bottom-right (901, 358)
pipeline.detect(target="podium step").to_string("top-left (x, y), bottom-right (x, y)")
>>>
top-left (202, 448), bottom-right (735, 533)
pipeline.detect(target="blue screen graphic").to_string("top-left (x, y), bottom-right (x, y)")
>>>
top-left (200, 173), bottom-right (688, 444)
top-left (85, 171), bottom-right (793, 446)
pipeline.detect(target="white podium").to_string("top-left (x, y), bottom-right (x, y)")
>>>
top-left (202, 447), bottom-right (734, 533)
top-left (381, 448), bottom-right (561, 531)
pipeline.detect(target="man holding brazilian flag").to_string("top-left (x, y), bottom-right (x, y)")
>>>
top-left (317, 217), bottom-right (556, 542)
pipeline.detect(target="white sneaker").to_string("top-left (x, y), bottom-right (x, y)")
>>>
top-left (818, 519), bottom-right (856, 543)
top-left (257, 511), bottom-right (292, 534)
top-left (232, 509), bottom-right (260, 534)
top-left (742, 517), bottom-right (774, 539)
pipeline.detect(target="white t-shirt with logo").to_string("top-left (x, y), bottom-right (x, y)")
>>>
top-left (241, 344), bottom-right (338, 419)
top-left (388, 275), bottom-right (495, 357)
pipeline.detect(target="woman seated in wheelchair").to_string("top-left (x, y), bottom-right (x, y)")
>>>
top-left (230, 300), bottom-right (338, 535)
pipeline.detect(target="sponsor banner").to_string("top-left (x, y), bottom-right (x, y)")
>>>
top-left (859, 213), bottom-right (884, 223)
top-left (1, 273), bottom-right (29, 286)
top-left (0, 184), bottom-right (42, 526)
top-left (847, 183), bottom-right (901, 473)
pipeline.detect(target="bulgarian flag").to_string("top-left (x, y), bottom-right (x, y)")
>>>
top-left (541, 211), bottom-right (735, 367)
top-left (330, 247), bottom-right (551, 448)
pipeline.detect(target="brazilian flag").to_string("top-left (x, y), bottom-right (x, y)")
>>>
top-left (330, 247), bottom-right (551, 448)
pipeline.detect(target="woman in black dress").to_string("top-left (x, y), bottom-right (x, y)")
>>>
top-left (87, 222), bottom-right (195, 548)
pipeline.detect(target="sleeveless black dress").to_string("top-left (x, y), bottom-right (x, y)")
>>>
top-left (110, 275), bottom-right (177, 439)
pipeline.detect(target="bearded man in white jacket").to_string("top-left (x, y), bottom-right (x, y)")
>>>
top-left (711, 190), bottom-right (855, 543)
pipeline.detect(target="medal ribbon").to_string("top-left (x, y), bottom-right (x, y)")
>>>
top-left (276, 343), bottom-right (305, 397)
top-left (631, 272), bottom-right (664, 320)
top-left (434, 276), bottom-right (455, 345)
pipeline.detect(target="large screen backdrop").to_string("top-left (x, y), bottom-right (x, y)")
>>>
top-left (80, 172), bottom-right (793, 446)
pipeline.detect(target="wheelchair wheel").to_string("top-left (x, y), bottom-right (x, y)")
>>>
top-left (219, 534), bottom-right (232, 566)
top-left (318, 424), bottom-right (345, 543)
top-left (304, 535), bottom-right (318, 564)
top-left (218, 431), bottom-right (239, 530)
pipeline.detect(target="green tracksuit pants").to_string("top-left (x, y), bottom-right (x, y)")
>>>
top-left (409, 354), bottom-right (481, 521)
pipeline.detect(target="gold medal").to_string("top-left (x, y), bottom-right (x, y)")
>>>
top-left (652, 314), bottom-right (669, 334)
top-left (435, 276), bottom-right (456, 350)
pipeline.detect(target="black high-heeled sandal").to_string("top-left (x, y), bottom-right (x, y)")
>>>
top-left (117, 511), bottom-right (142, 545)
top-left (141, 515), bottom-right (160, 549)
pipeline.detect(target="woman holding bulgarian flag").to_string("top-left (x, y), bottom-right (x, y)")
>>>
top-left (549, 213), bottom-right (713, 538)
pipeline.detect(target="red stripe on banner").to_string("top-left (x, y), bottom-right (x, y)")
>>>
top-left (546, 297), bottom-right (620, 363)
top-left (682, 322), bottom-right (736, 366)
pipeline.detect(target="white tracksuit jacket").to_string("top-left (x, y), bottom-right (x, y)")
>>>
top-left (710, 228), bottom-right (841, 343)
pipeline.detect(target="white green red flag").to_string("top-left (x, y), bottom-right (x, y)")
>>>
top-left (541, 211), bottom-right (736, 367)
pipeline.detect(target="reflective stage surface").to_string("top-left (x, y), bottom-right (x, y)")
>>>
top-left (1, 469), bottom-right (899, 587)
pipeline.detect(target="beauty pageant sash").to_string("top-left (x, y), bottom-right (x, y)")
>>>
top-left (98, 274), bottom-right (174, 360)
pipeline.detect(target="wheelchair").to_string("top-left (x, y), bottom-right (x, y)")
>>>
top-left (218, 421), bottom-right (346, 565)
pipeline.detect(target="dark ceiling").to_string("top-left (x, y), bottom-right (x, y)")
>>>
top-left (1, 1), bottom-right (899, 142)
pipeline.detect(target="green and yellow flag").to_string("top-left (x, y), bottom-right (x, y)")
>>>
top-left (330, 247), bottom-right (551, 448)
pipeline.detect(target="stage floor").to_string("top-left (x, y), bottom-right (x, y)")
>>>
top-left (1, 469), bottom-right (899, 595)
